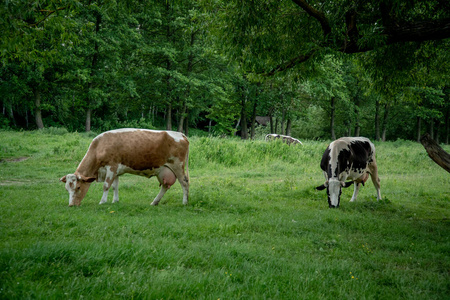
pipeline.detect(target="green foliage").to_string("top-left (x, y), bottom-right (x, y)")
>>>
top-left (0, 0), bottom-right (449, 142)
top-left (0, 131), bottom-right (449, 298)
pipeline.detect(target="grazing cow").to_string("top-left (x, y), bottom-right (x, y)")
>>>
top-left (316, 137), bottom-right (381, 208)
top-left (265, 134), bottom-right (303, 145)
top-left (60, 129), bottom-right (189, 207)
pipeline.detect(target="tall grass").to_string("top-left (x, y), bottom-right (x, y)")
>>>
top-left (1, 130), bottom-right (449, 299)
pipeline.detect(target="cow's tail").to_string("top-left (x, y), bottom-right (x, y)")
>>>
top-left (185, 146), bottom-right (190, 184)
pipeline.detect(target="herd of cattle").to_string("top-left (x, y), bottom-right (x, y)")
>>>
top-left (61, 129), bottom-right (381, 208)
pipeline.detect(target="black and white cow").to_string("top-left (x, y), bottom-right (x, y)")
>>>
top-left (316, 137), bottom-right (381, 208)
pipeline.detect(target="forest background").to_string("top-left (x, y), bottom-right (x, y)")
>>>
top-left (1, 0), bottom-right (449, 143)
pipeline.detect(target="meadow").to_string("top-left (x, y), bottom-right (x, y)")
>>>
top-left (0, 129), bottom-right (449, 299)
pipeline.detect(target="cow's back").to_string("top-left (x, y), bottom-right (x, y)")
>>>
top-left (346, 138), bottom-right (374, 170)
top-left (93, 129), bottom-right (188, 170)
top-left (321, 137), bottom-right (374, 178)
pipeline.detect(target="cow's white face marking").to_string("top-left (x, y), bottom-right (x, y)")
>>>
top-left (64, 174), bottom-right (78, 206)
top-left (328, 179), bottom-right (343, 207)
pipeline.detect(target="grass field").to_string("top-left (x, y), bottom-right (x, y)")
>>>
top-left (1, 129), bottom-right (449, 299)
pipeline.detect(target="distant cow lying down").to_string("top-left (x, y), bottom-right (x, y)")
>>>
top-left (265, 134), bottom-right (303, 145)
top-left (60, 129), bottom-right (189, 206)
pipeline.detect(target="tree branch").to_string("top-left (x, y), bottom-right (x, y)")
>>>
top-left (291, 0), bottom-right (331, 37)
top-left (265, 48), bottom-right (317, 76)
top-left (420, 133), bottom-right (450, 173)
top-left (266, 0), bottom-right (450, 75)
top-left (31, 7), bottom-right (67, 27)
top-left (385, 19), bottom-right (450, 44)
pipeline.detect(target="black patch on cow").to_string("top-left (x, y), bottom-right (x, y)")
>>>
top-left (316, 184), bottom-right (326, 191)
top-left (333, 140), bottom-right (373, 177)
top-left (343, 181), bottom-right (354, 188)
top-left (320, 146), bottom-right (331, 174)
top-left (348, 140), bottom-right (372, 170)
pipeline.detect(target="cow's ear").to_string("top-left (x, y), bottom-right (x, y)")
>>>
top-left (342, 181), bottom-right (354, 188)
top-left (79, 175), bottom-right (96, 183)
top-left (60, 176), bottom-right (67, 183)
top-left (316, 184), bottom-right (326, 191)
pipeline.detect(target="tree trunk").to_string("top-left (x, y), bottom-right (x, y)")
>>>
top-left (85, 108), bottom-right (92, 132)
top-left (179, 30), bottom-right (196, 135)
top-left (330, 97), bottom-right (336, 140)
top-left (281, 109), bottom-right (286, 135)
top-left (416, 117), bottom-right (422, 143)
top-left (250, 97), bottom-right (258, 139)
top-left (184, 108), bottom-right (189, 136)
top-left (7, 102), bottom-right (17, 127)
top-left (381, 104), bottom-right (389, 141)
top-left (445, 107), bottom-right (449, 144)
top-left (274, 118), bottom-right (278, 134)
top-left (269, 114), bottom-right (274, 134)
top-left (375, 99), bottom-right (380, 141)
top-left (240, 98), bottom-right (248, 139)
top-left (435, 121), bottom-right (440, 144)
top-left (85, 12), bottom-right (101, 132)
top-left (166, 102), bottom-right (172, 130)
top-left (34, 88), bottom-right (44, 129)
top-left (178, 99), bottom-right (187, 133)
top-left (286, 119), bottom-right (292, 136)
top-left (430, 118), bottom-right (434, 139)
top-left (165, 1), bottom-right (173, 132)
top-left (234, 118), bottom-right (240, 135)
top-left (354, 103), bottom-right (360, 136)
top-left (420, 133), bottom-right (450, 173)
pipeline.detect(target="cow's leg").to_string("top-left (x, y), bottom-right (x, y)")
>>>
top-left (112, 177), bottom-right (119, 203)
top-left (180, 177), bottom-right (189, 205)
top-left (368, 161), bottom-right (382, 200)
top-left (100, 183), bottom-right (110, 204)
top-left (167, 164), bottom-right (189, 205)
top-left (175, 168), bottom-right (189, 205)
top-left (350, 183), bottom-right (361, 202)
top-left (151, 186), bottom-right (168, 206)
top-left (99, 166), bottom-right (117, 204)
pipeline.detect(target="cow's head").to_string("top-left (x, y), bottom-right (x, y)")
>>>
top-left (316, 180), bottom-right (353, 208)
top-left (60, 174), bottom-right (95, 206)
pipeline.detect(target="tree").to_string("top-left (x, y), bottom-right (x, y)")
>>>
top-left (421, 133), bottom-right (450, 173)
top-left (305, 55), bottom-right (350, 139)
top-left (205, 0), bottom-right (450, 75)
top-left (0, 1), bottom-right (75, 129)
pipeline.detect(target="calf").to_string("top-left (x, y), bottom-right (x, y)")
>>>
top-left (316, 137), bottom-right (381, 208)
top-left (60, 129), bottom-right (189, 206)
top-left (265, 134), bottom-right (303, 145)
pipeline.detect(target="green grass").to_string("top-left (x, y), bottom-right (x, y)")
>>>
top-left (1, 130), bottom-right (449, 299)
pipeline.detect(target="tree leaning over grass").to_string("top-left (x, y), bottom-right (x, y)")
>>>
top-left (203, 0), bottom-right (450, 141)
top-left (207, 0), bottom-right (450, 75)
top-left (420, 133), bottom-right (450, 173)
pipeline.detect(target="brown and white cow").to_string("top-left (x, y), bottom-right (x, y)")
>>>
top-left (265, 134), bottom-right (303, 145)
top-left (60, 129), bottom-right (189, 207)
top-left (316, 137), bottom-right (381, 208)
